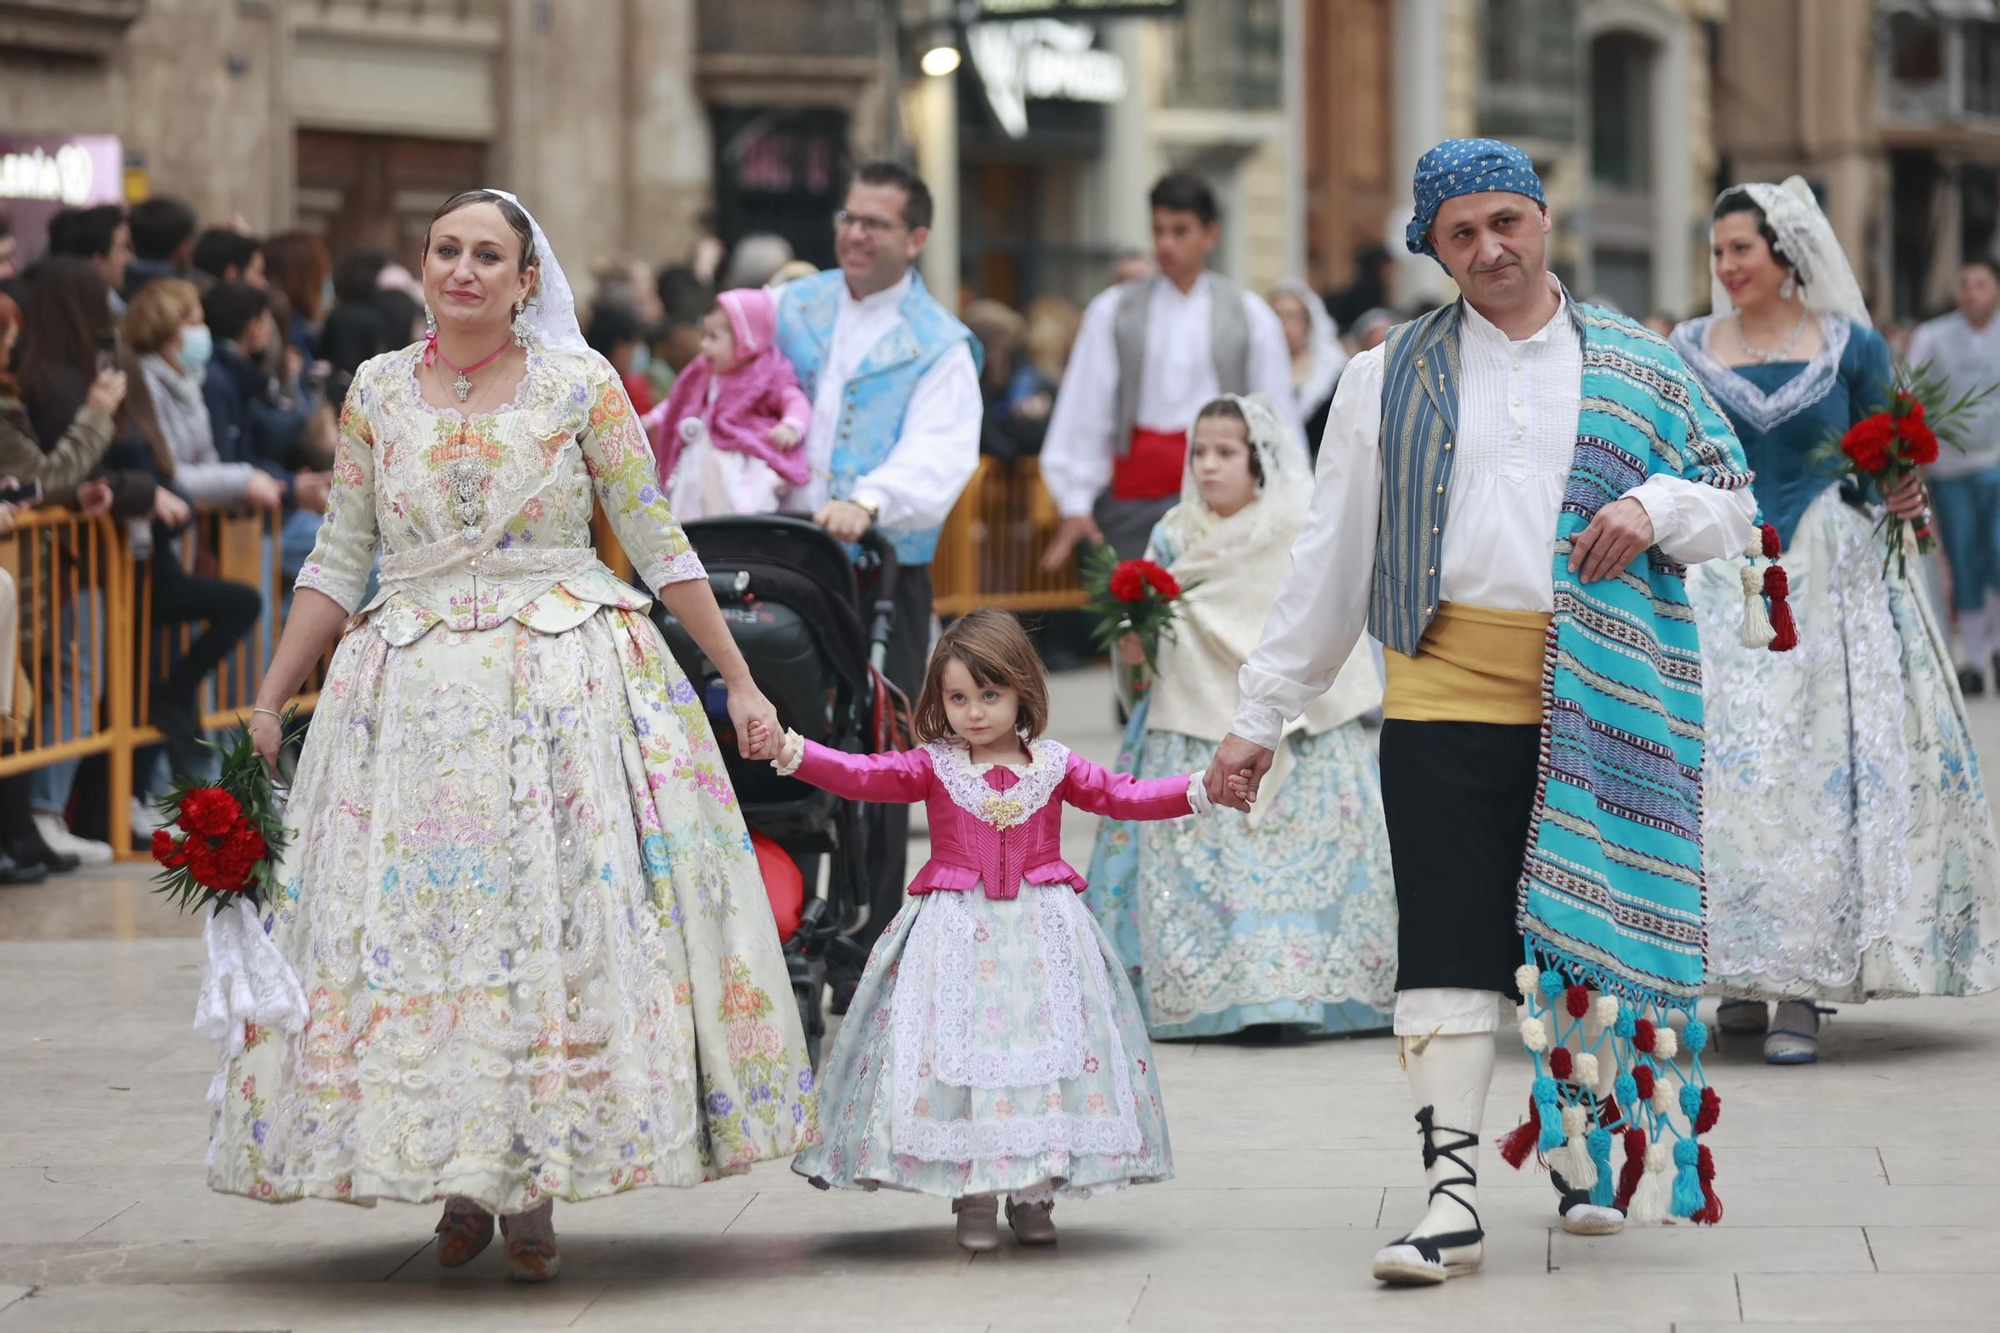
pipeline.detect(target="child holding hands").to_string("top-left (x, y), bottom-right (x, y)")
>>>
top-left (748, 609), bottom-right (1246, 1251)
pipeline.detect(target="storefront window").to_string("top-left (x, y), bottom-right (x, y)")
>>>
top-left (1477, 0), bottom-right (1578, 143)
top-left (1162, 0), bottom-right (1282, 112)
top-left (1590, 33), bottom-right (1653, 192)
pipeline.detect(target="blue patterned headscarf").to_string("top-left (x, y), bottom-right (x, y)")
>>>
top-left (1405, 138), bottom-right (1546, 266)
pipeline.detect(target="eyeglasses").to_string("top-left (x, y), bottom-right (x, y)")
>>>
top-left (833, 209), bottom-right (908, 238)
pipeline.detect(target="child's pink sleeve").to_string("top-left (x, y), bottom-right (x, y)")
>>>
top-left (1061, 753), bottom-right (1199, 821)
top-left (773, 361), bottom-right (812, 437)
top-left (793, 739), bottom-right (932, 804)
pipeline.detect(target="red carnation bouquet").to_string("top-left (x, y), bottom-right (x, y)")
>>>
top-left (1819, 362), bottom-right (1992, 580)
top-left (151, 713), bottom-right (296, 913)
top-left (1082, 546), bottom-right (1195, 690)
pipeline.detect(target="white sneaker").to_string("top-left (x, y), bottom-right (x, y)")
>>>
top-left (33, 813), bottom-right (113, 866)
top-left (130, 797), bottom-right (167, 842)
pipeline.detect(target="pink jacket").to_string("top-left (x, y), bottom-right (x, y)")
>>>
top-left (789, 737), bottom-right (1199, 900)
top-left (646, 287), bottom-right (813, 487)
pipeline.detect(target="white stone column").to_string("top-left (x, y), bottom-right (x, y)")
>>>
top-left (1391, 0), bottom-right (1456, 306)
top-left (1281, 0), bottom-right (1308, 281)
top-left (913, 65), bottom-right (959, 312)
top-left (1092, 17), bottom-right (1157, 260)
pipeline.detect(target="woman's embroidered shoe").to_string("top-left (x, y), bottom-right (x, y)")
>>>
top-left (953, 1195), bottom-right (1002, 1252)
top-left (433, 1205), bottom-right (494, 1268)
top-left (1006, 1198), bottom-right (1058, 1245)
top-left (503, 1239), bottom-right (560, 1282)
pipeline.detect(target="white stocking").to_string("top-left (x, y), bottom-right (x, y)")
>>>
top-left (1401, 1029), bottom-right (1495, 1242)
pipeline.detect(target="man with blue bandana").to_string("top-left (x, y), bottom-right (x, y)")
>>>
top-left (1205, 140), bottom-right (1769, 1284)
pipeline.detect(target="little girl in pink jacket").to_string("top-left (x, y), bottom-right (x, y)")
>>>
top-left (748, 608), bottom-right (1225, 1253)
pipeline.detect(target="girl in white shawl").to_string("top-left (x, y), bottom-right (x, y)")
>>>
top-left (1084, 394), bottom-right (1397, 1037)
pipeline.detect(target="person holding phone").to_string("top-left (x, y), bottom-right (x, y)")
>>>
top-left (0, 291), bottom-right (126, 508)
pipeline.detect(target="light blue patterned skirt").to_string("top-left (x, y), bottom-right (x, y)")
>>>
top-left (1084, 698), bottom-right (1399, 1039)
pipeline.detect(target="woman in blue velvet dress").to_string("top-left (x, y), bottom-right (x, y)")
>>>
top-left (1673, 180), bottom-right (2000, 1064)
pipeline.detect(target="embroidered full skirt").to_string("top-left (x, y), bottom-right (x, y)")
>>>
top-left (205, 601), bottom-right (818, 1211)
top-left (793, 884), bottom-right (1173, 1199)
top-left (1085, 701), bottom-right (1397, 1037)
top-left (1691, 488), bottom-right (2000, 1001)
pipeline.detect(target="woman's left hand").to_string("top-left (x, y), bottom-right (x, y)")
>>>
top-left (1884, 470), bottom-right (1928, 521)
top-left (726, 682), bottom-right (782, 761)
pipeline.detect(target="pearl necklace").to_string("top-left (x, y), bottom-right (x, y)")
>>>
top-left (1735, 309), bottom-right (1809, 364)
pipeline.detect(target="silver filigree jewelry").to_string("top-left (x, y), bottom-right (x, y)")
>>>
top-left (1778, 274), bottom-right (1797, 300)
top-left (512, 301), bottom-right (530, 348)
top-left (444, 455), bottom-right (486, 532)
top-left (425, 306), bottom-right (437, 340)
top-left (1735, 309), bottom-right (1809, 364)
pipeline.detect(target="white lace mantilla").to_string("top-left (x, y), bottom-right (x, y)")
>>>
top-left (925, 738), bottom-right (1072, 829)
top-left (1670, 314), bottom-right (1849, 437)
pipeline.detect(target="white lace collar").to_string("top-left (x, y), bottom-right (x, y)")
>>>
top-left (925, 737), bottom-right (1072, 829)
top-left (1670, 313), bottom-right (1850, 436)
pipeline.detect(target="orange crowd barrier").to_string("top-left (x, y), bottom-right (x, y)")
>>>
top-left (932, 457), bottom-right (1088, 618)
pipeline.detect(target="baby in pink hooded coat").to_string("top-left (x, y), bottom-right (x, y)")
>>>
top-left (644, 287), bottom-right (812, 520)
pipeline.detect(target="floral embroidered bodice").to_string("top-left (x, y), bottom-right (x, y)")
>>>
top-left (295, 343), bottom-right (705, 641)
top-left (788, 736), bottom-right (1199, 899)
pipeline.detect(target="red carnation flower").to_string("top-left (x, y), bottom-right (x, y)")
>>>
top-left (1140, 562), bottom-right (1181, 599)
top-left (1840, 414), bottom-right (1896, 474)
top-left (1902, 421), bottom-right (1940, 467)
top-left (151, 828), bottom-right (187, 869)
top-left (1107, 562), bottom-right (1147, 602)
top-left (223, 823), bottom-right (268, 873)
top-left (183, 837), bottom-right (228, 890)
top-left (178, 787), bottom-right (244, 839)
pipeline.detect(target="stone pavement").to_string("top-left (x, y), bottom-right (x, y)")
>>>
top-left (2, 666), bottom-right (1998, 1332)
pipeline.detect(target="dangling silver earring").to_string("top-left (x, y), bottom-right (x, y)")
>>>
top-left (512, 301), bottom-right (530, 348)
top-left (424, 306), bottom-right (437, 339)
top-left (1779, 275), bottom-right (1797, 301)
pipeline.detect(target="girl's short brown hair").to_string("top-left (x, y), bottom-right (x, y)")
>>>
top-left (912, 608), bottom-right (1050, 744)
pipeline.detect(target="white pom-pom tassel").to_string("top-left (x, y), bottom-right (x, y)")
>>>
top-left (1739, 563), bottom-right (1776, 649)
top-left (1654, 1027), bottom-right (1679, 1062)
top-left (1559, 1104), bottom-right (1597, 1191)
top-left (1515, 965), bottom-right (1542, 1000)
top-left (1519, 1016), bottom-right (1549, 1053)
top-left (1594, 996), bottom-right (1620, 1028)
top-left (1651, 1077), bottom-right (1675, 1115)
top-left (1629, 1143), bottom-right (1670, 1224)
top-left (1573, 1053), bottom-right (1600, 1090)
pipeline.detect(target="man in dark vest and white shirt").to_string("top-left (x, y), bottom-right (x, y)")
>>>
top-left (1039, 172), bottom-right (1302, 567)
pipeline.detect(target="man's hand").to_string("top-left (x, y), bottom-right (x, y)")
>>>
top-left (1204, 732), bottom-right (1275, 812)
top-left (813, 499), bottom-right (873, 543)
top-left (1567, 496), bottom-right (1655, 584)
top-left (1040, 513), bottom-right (1104, 572)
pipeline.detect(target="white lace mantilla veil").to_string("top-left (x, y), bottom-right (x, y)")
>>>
top-left (1709, 177), bottom-right (1873, 330)
top-left (485, 187), bottom-right (591, 357)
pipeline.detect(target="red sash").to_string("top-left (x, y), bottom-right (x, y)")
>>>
top-left (1112, 427), bottom-right (1187, 502)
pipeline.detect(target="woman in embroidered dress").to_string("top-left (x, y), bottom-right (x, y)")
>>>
top-left (1672, 180), bottom-right (2000, 1064)
top-left (1084, 394), bottom-right (1396, 1039)
top-left (214, 190), bottom-right (816, 1281)
top-left (748, 609), bottom-right (1213, 1252)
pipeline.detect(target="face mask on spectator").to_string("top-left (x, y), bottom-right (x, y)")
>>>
top-left (178, 323), bottom-right (214, 381)
top-left (628, 345), bottom-right (650, 376)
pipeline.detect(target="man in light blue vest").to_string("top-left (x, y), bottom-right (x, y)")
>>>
top-left (1206, 140), bottom-right (1766, 1284)
top-left (772, 161), bottom-right (982, 955)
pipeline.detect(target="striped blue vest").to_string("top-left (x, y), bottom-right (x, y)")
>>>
top-left (1371, 301), bottom-right (1470, 654)
top-left (773, 270), bottom-right (979, 565)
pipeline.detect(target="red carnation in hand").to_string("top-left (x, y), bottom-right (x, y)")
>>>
top-left (224, 822), bottom-right (268, 869)
top-left (151, 828), bottom-right (187, 869)
top-left (1140, 562), bottom-right (1181, 598)
top-left (1840, 414), bottom-right (1896, 474)
top-left (178, 787), bottom-right (245, 838)
top-left (1902, 421), bottom-right (1941, 467)
top-left (1108, 561), bottom-right (1147, 601)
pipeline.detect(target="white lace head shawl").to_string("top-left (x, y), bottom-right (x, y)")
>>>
top-left (1266, 280), bottom-right (1349, 415)
top-left (452, 188), bottom-right (590, 357)
top-left (1158, 393), bottom-right (1311, 568)
top-left (1710, 178), bottom-right (1873, 330)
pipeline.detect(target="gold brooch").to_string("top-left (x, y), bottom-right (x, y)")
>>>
top-left (979, 794), bottom-right (1026, 828)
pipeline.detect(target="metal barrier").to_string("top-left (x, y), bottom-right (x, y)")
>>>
top-left (932, 457), bottom-right (1088, 618)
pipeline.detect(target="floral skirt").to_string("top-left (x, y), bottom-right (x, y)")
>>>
top-left (205, 602), bottom-right (817, 1212)
top-left (1692, 488), bottom-right (2000, 1001)
top-left (793, 884), bottom-right (1172, 1199)
top-left (1085, 705), bottom-right (1397, 1038)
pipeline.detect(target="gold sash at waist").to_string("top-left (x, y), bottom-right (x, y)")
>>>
top-left (1382, 602), bottom-right (1551, 725)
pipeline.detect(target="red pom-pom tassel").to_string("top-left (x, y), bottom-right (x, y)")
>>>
top-left (1548, 1047), bottom-right (1574, 1081)
top-left (1696, 1086), bottom-right (1722, 1135)
top-left (1633, 1018), bottom-right (1657, 1053)
top-left (1632, 1064), bottom-right (1657, 1101)
top-left (1760, 524), bottom-right (1781, 559)
top-left (1763, 565), bottom-right (1789, 599)
top-left (1565, 983), bottom-right (1591, 1018)
top-left (1693, 1144), bottom-right (1724, 1225)
top-left (1769, 596), bottom-right (1799, 652)
top-left (1497, 1099), bottom-right (1541, 1170)
top-left (1615, 1128), bottom-right (1648, 1211)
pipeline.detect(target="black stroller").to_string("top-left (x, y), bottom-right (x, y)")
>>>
top-left (651, 515), bottom-right (907, 1068)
